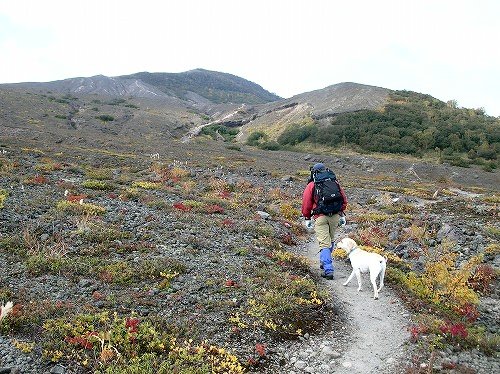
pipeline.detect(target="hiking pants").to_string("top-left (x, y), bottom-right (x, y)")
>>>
top-left (314, 214), bottom-right (340, 249)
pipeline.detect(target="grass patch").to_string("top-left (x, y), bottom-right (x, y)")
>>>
top-left (56, 200), bottom-right (106, 215)
top-left (0, 189), bottom-right (8, 208)
top-left (82, 179), bottom-right (115, 190)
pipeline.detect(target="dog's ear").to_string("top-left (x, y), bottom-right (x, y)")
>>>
top-left (346, 238), bottom-right (356, 250)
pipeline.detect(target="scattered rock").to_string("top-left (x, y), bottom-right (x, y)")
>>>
top-left (294, 360), bottom-right (307, 370)
top-left (321, 345), bottom-right (341, 359)
top-left (50, 365), bottom-right (66, 374)
top-left (256, 210), bottom-right (270, 219)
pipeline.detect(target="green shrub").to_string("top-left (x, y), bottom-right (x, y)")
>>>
top-left (56, 200), bottom-right (106, 215)
top-left (234, 267), bottom-right (328, 338)
top-left (0, 189), bottom-right (8, 208)
top-left (85, 168), bottom-right (113, 180)
top-left (246, 131), bottom-right (266, 146)
top-left (278, 124), bottom-right (317, 146)
top-left (82, 179), bottom-right (114, 190)
top-left (259, 141), bottom-right (281, 151)
top-left (201, 124), bottom-right (239, 142)
top-left (96, 115), bottom-right (115, 122)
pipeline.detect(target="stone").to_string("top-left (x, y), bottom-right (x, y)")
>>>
top-left (319, 364), bottom-right (330, 372)
top-left (299, 350), bottom-right (309, 359)
top-left (50, 365), bottom-right (66, 374)
top-left (256, 211), bottom-right (270, 219)
top-left (78, 278), bottom-right (93, 288)
top-left (321, 346), bottom-right (341, 359)
top-left (294, 361), bottom-right (307, 370)
top-left (342, 361), bottom-right (352, 368)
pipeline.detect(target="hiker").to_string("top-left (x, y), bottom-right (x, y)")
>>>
top-left (302, 163), bottom-right (348, 279)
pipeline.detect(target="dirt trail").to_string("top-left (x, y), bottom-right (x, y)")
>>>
top-left (303, 238), bottom-right (411, 373)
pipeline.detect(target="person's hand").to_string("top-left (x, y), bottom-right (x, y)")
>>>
top-left (338, 216), bottom-right (346, 227)
top-left (304, 219), bottom-right (313, 229)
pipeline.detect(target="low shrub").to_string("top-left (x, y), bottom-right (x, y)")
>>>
top-left (85, 168), bottom-right (114, 180)
top-left (42, 311), bottom-right (244, 373)
top-left (279, 204), bottom-right (300, 221)
top-left (82, 179), bottom-right (114, 190)
top-left (230, 266), bottom-right (329, 338)
top-left (56, 200), bottom-right (106, 215)
top-left (96, 114), bottom-right (115, 122)
top-left (387, 242), bottom-right (481, 313)
top-left (131, 181), bottom-right (163, 190)
top-left (0, 189), bottom-right (8, 209)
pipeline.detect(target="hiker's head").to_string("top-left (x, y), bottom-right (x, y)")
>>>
top-left (311, 163), bottom-right (326, 172)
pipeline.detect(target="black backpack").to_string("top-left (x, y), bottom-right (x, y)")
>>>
top-left (312, 169), bottom-right (344, 215)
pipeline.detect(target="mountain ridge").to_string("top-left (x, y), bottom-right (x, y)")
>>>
top-left (2, 69), bottom-right (281, 106)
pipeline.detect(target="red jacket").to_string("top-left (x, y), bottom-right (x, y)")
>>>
top-left (301, 180), bottom-right (347, 219)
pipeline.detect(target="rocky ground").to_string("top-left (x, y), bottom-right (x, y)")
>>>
top-left (0, 138), bottom-right (498, 373)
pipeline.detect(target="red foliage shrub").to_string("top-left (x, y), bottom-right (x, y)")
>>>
top-left (29, 175), bottom-right (48, 184)
top-left (205, 204), bottom-right (224, 214)
top-left (221, 219), bottom-right (235, 227)
top-left (408, 324), bottom-right (428, 343)
top-left (99, 271), bottom-right (113, 283)
top-left (125, 317), bottom-right (140, 334)
top-left (439, 322), bottom-right (468, 339)
top-left (65, 335), bottom-right (93, 350)
top-left (455, 303), bottom-right (479, 323)
top-left (280, 233), bottom-right (296, 245)
top-left (468, 264), bottom-right (495, 294)
top-left (173, 202), bottom-right (191, 212)
top-left (225, 279), bottom-right (238, 287)
top-left (219, 191), bottom-right (231, 199)
top-left (255, 343), bottom-right (266, 357)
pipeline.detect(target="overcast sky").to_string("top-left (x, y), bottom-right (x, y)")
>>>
top-left (1, 0), bottom-right (499, 116)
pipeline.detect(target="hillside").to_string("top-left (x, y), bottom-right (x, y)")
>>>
top-left (121, 69), bottom-right (281, 105)
top-left (0, 88), bottom-right (206, 150)
top-left (216, 88), bottom-right (498, 171)
top-left (232, 82), bottom-right (390, 142)
top-left (2, 69), bottom-right (281, 107)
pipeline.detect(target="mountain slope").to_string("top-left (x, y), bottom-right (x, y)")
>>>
top-left (121, 69), bottom-right (281, 105)
top-left (1, 69), bottom-right (281, 106)
top-left (6, 75), bottom-right (171, 100)
top-left (233, 82), bottom-right (390, 141)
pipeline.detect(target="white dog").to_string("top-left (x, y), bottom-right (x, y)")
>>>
top-left (336, 237), bottom-right (387, 299)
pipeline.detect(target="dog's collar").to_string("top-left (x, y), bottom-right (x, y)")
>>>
top-left (346, 246), bottom-right (360, 255)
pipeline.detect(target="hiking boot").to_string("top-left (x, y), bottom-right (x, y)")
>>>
top-left (321, 272), bottom-right (334, 280)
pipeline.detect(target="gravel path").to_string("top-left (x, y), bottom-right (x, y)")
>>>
top-left (282, 236), bottom-right (411, 373)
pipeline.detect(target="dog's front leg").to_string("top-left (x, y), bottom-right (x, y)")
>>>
top-left (343, 270), bottom-right (355, 286)
top-left (355, 269), bottom-right (362, 291)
